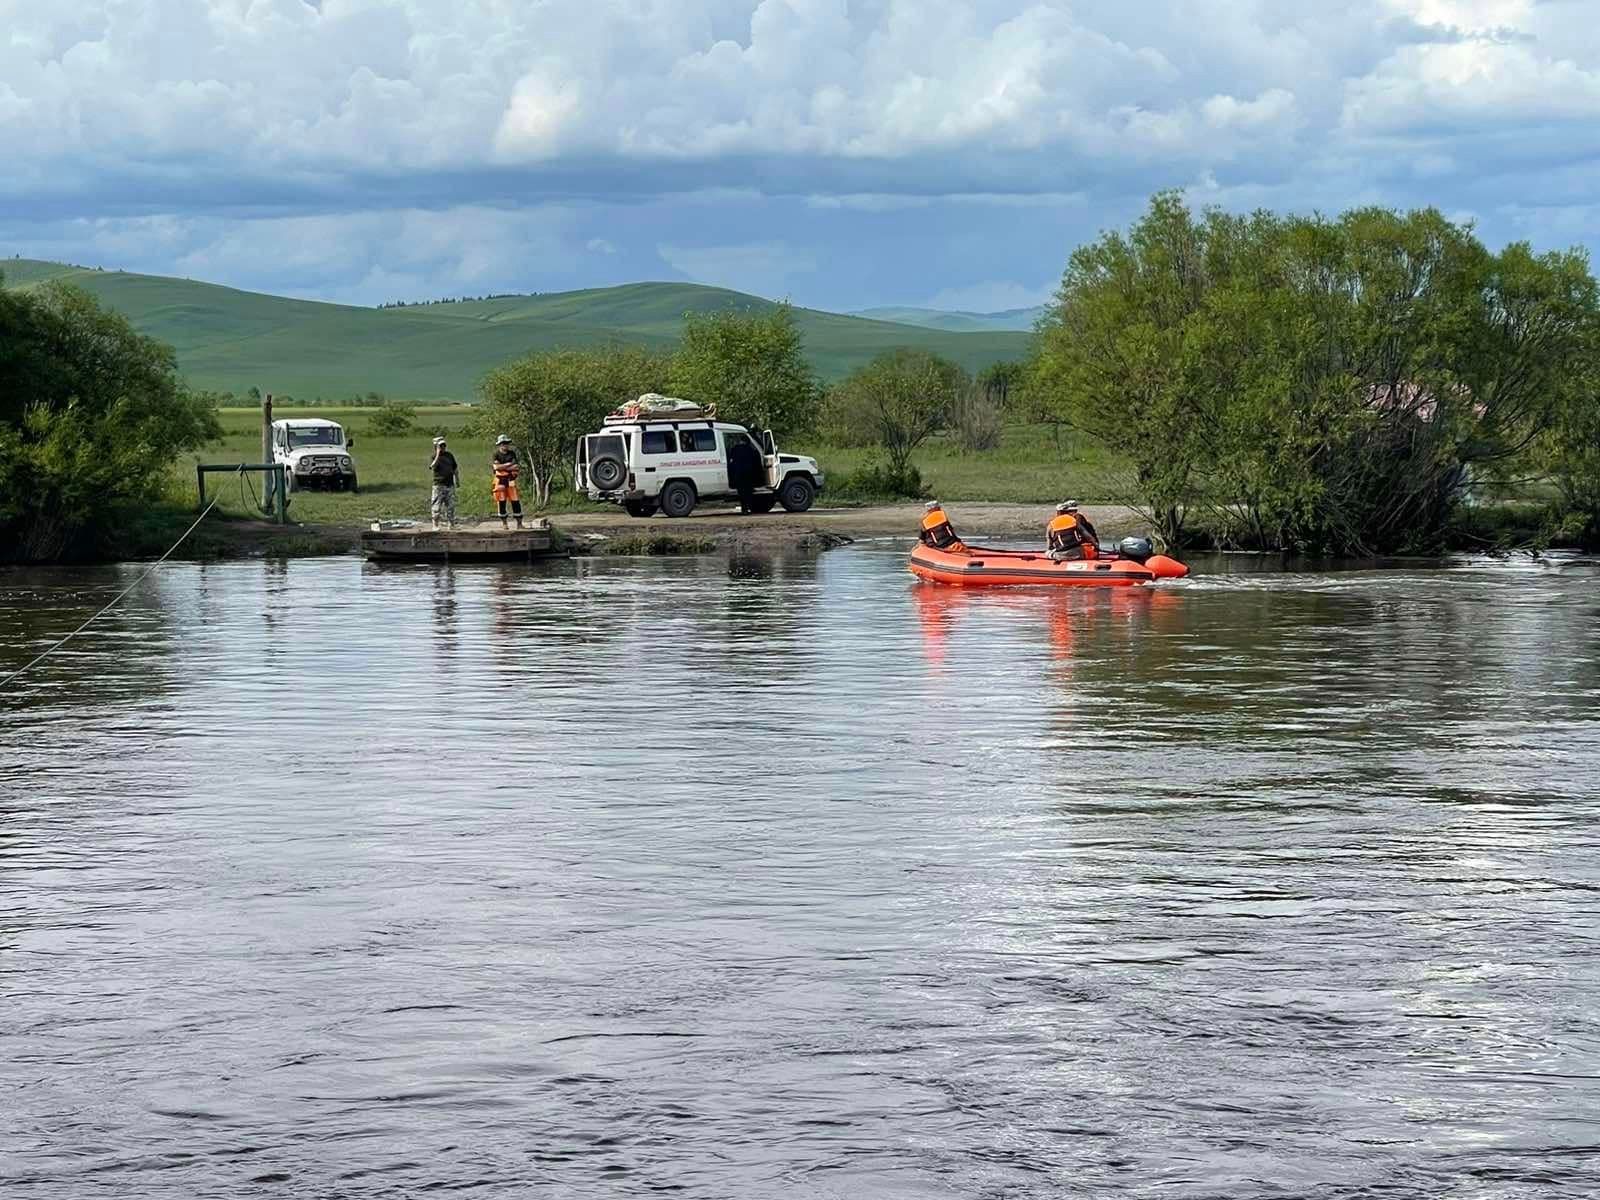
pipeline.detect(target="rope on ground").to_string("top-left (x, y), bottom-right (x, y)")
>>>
top-left (0, 468), bottom-right (240, 690)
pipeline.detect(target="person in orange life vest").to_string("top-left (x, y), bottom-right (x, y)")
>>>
top-left (492, 434), bottom-right (523, 529)
top-left (918, 500), bottom-right (965, 551)
top-left (1046, 500), bottom-right (1098, 560)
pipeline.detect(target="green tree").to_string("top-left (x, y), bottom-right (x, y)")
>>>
top-left (0, 279), bottom-right (222, 563)
top-left (824, 349), bottom-right (968, 479)
top-left (477, 345), bottom-right (669, 507)
top-left (1030, 192), bottom-right (1600, 552)
top-left (668, 303), bottom-right (817, 436)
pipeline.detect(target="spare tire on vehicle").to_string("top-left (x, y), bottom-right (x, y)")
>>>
top-left (589, 455), bottom-right (626, 491)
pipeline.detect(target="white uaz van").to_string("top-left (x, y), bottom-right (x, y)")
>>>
top-left (269, 417), bottom-right (358, 492)
top-left (576, 398), bottom-right (824, 518)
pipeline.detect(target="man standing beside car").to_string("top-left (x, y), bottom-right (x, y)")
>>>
top-left (430, 435), bottom-right (460, 530)
top-left (727, 432), bottom-right (761, 514)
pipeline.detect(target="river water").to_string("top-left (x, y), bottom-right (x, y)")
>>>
top-left (2, 545), bottom-right (1599, 1198)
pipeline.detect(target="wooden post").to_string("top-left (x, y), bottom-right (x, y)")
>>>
top-left (260, 392), bottom-right (274, 513)
top-left (196, 463), bottom-right (206, 512)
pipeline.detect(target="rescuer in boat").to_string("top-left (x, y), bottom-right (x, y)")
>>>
top-left (919, 500), bottom-right (965, 551)
top-left (492, 434), bottom-right (523, 529)
top-left (1046, 501), bottom-right (1098, 560)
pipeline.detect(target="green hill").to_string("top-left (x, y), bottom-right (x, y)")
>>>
top-left (1, 259), bottom-right (1032, 400)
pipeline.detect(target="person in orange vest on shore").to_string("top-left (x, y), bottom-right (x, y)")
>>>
top-left (1046, 500), bottom-right (1098, 560)
top-left (492, 434), bottom-right (523, 529)
top-left (919, 500), bottom-right (965, 551)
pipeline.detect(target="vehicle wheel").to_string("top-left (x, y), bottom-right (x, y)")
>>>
top-left (659, 480), bottom-right (696, 518)
top-left (623, 499), bottom-right (657, 518)
top-left (285, 472), bottom-right (299, 493)
top-left (778, 476), bottom-right (815, 513)
top-left (348, 476), bottom-right (359, 494)
top-left (590, 455), bottom-right (626, 491)
top-left (747, 495), bottom-right (777, 514)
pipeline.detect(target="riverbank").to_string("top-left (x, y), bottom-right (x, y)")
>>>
top-left (113, 501), bottom-right (1149, 562)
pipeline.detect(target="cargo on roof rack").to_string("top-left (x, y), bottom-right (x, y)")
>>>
top-left (602, 393), bottom-right (717, 425)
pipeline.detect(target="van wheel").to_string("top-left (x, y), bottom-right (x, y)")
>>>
top-left (778, 476), bottom-right (815, 513)
top-left (589, 455), bottom-right (626, 491)
top-left (747, 495), bottom-right (777, 514)
top-left (623, 499), bottom-right (657, 518)
top-left (659, 481), bottom-right (696, 518)
top-left (348, 476), bottom-right (359, 494)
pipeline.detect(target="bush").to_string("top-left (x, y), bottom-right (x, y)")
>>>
top-left (367, 402), bottom-right (418, 437)
top-left (0, 278), bottom-right (221, 562)
top-left (830, 459), bottom-right (926, 501)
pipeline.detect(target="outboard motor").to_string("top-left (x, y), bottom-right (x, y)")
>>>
top-left (1118, 536), bottom-right (1154, 563)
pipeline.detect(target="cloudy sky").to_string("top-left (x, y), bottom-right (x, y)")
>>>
top-left (3, 0), bottom-right (1598, 311)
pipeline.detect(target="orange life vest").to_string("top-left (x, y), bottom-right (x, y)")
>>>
top-left (1047, 513), bottom-right (1095, 557)
top-left (920, 505), bottom-right (963, 550)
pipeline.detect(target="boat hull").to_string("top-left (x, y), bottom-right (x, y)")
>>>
top-left (909, 544), bottom-right (1187, 587)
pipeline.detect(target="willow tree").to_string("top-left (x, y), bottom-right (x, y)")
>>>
top-left (0, 278), bottom-right (221, 563)
top-left (1029, 193), bottom-right (1600, 553)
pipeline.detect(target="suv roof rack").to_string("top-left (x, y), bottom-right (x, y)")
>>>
top-left (602, 396), bottom-right (717, 425)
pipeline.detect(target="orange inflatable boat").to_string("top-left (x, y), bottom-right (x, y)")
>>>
top-left (910, 503), bottom-right (1189, 587)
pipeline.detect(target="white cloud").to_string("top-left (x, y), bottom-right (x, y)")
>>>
top-left (6, 0), bottom-right (1600, 306)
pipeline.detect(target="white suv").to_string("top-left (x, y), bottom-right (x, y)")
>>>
top-left (576, 400), bottom-right (824, 518)
top-left (269, 417), bottom-right (358, 492)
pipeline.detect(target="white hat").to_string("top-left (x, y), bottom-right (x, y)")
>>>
top-left (496, 434), bottom-right (510, 444)
top-left (1056, 500), bottom-right (1079, 514)
top-left (432, 435), bottom-right (447, 445)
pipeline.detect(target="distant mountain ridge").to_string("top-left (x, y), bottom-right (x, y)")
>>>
top-left (1, 258), bottom-right (1031, 400)
top-left (850, 305), bottom-right (1047, 333)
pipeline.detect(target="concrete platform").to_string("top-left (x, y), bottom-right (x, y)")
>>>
top-left (360, 519), bottom-right (567, 562)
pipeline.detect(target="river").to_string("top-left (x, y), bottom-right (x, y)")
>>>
top-left (2, 545), bottom-right (1599, 1198)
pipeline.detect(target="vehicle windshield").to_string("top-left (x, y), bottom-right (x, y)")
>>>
top-left (287, 426), bottom-right (343, 448)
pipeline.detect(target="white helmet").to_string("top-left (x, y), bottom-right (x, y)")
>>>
top-left (1056, 500), bottom-right (1079, 515)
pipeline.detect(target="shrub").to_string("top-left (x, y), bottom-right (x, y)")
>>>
top-left (0, 278), bottom-right (221, 562)
top-left (367, 402), bottom-right (418, 437)
top-left (830, 459), bottom-right (926, 501)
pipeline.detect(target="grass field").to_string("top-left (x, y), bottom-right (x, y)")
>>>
top-left (5, 259), bottom-right (1031, 399)
top-left (168, 407), bottom-right (1126, 526)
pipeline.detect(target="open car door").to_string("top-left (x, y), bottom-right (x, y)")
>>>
top-left (760, 429), bottom-right (779, 488)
